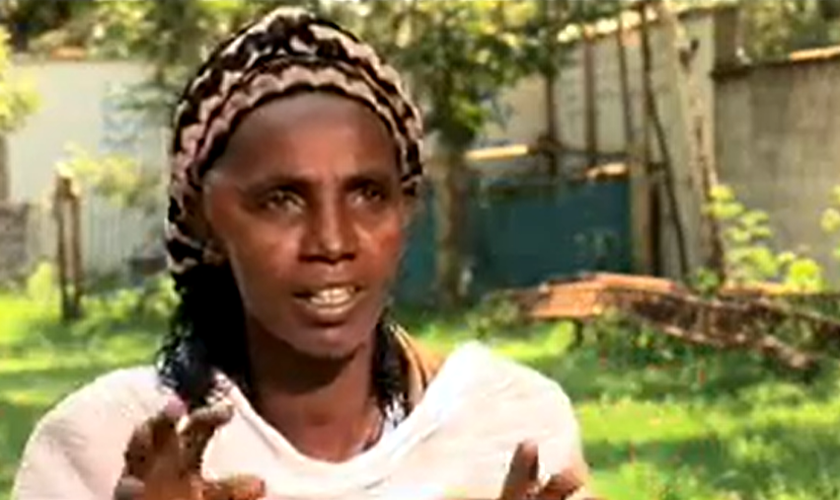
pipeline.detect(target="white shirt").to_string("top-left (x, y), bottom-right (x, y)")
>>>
top-left (12, 342), bottom-right (584, 500)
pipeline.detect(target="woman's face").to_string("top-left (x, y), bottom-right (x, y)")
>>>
top-left (203, 92), bottom-right (410, 359)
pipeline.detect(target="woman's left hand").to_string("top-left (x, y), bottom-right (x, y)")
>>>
top-left (498, 441), bottom-right (596, 500)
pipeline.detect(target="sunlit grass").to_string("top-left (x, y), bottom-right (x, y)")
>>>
top-left (2, 292), bottom-right (840, 500)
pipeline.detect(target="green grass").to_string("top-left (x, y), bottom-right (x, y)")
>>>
top-left (2, 293), bottom-right (840, 500)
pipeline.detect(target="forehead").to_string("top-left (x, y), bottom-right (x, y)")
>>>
top-left (212, 92), bottom-right (398, 181)
top-left (235, 92), bottom-right (392, 147)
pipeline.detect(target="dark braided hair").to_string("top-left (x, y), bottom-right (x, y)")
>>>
top-left (157, 7), bottom-right (424, 412)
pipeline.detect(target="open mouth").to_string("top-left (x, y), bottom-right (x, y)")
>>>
top-left (293, 285), bottom-right (365, 319)
top-left (298, 286), bottom-right (360, 308)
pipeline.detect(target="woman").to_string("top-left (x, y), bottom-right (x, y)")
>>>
top-left (13, 7), bottom-right (596, 500)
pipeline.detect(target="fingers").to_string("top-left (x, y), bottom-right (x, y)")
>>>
top-left (500, 440), bottom-right (540, 500)
top-left (123, 400), bottom-right (185, 478)
top-left (113, 476), bottom-right (145, 500)
top-left (180, 402), bottom-right (234, 472)
top-left (538, 469), bottom-right (584, 500)
top-left (203, 475), bottom-right (266, 500)
top-left (151, 400), bottom-right (186, 452)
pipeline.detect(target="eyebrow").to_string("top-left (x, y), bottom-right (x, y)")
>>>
top-left (236, 166), bottom-right (397, 193)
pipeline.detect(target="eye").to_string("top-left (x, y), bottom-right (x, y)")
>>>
top-left (260, 188), bottom-right (303, 212)
top-left (351, 180), bottom-right (390, 206)
top-left (361, 182), bottom-right (385, 201)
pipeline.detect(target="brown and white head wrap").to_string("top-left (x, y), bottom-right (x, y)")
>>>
top-left (165, 7), bottom-right (424, 280)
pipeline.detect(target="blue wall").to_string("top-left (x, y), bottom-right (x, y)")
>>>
top-left (394, 176), bottom-right (633, 305)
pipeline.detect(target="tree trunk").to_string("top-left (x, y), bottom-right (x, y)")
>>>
top-left (0, 135), bottom-right (8, 202)
top-left (650, 0), bottom-right (726, 279)
top-left (433, 147), bottom-right (468, 309)
top-left (582, 24), bottom-right (598, 170)
top-left (541, 0), bottom-right (561, 177)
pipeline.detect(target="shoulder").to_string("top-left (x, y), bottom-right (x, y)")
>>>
top-left (34, 365), bottom-right (170, 439)
top-left (447, 341), bottom-right (574, 407)
top-left (443, 343), bottom-right (591, 487)
top-left (12, 366), bottom-right (171, 500)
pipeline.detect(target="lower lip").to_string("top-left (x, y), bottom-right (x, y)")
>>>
top-left (293, 288), bottom-right (365, 324)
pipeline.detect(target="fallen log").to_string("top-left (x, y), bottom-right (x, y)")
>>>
top-left (503, 273), bottom-right (831, 374)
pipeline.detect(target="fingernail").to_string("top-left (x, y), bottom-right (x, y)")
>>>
top-left (176, 414), bottom-right (191, 433)
top-left (163, 398), bottom-right (186, 419)
top-left (212, 400), bottom-right (234, 417)
top-left (114, 476), bottom-right (145, 500)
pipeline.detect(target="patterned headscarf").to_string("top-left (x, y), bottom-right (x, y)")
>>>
top-left (165, 7), bottom-right (424, 279)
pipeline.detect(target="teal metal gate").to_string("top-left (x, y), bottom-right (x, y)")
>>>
top-left (395, 174), bottom-right (632, 305)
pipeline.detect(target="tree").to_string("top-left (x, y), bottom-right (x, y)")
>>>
top-left (5, 0), bottom-right (622, 305)
top-left (354, 1), bottom-right (620, 306)
top-left (670, 0), bottom-right (840, 61)
top-left (738, 0), bottom-right (840, 60)
top-left (0, 27), bottom-right (39, 200)
top-left (0, 0), bottom-right (97, 52)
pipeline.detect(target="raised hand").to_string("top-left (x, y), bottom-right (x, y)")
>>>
top-left (114, 400), bottom-right (265, 500)
top-left (499, 441), bottom-right (597, 500)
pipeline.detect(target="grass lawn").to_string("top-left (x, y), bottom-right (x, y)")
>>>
top-left (2, 293), bottom-right (840, 500)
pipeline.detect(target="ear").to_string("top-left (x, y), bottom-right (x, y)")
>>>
top-left (197, 183), bottom-right (229, 265)
top-left (198, 211), bottom-right (228, 266)
top-left (202, 237), bottom-right (228, 266)
top-left (400, 179), bottom-right (424, 229)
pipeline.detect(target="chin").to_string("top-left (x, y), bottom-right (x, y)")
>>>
top-left (271, 319), bottom-right (376, 361)
top-left (245, 294), bottom-right (383, 361)
top-left (291, 330), bottom-right (363, 359)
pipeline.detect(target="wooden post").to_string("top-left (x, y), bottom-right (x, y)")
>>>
top-left (617, 10), bottom-right (650, 275)
top-left (431, 5), bottom-right (468, 308)
top-left (650, 0), bottom-right (726, 280)
top-left (639, 0), bottom-right (690, 278)
top-left (69, 180), bottom-right (83, 310)
top-left (582, 24), bottom-right (598, 169)
top-left (633, 3), bottom-right (657, 275)
top-left (616, 14), bottom-right (634, 150)
top-left (54, 170), bottom-right (83, 321)
top-left (541, 0), bottom-right (561, 178)
top-left (0, 135), bottom-right (8, 202)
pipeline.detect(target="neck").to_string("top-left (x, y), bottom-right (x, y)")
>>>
top-left (244, 321), bottom-right (381, 462)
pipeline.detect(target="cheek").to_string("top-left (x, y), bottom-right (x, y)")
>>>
top-left (206, 197), bottom-right (299, 278)
top-left (361, 216), bottom-right (406, 274)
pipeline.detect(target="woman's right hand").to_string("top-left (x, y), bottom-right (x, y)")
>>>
top-left (499, 441), bottom-right (599, 500)
top-left (113, 400), bottom-right (265, 500)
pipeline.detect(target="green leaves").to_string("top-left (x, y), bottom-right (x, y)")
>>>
top-left (58, 144), bottom-right (161, 217)
top-left (821, 186), bottom-right (840, 264)
top-left (379, 0), bottom-right (556, 150)
top-left (0, 28), bottom-right (39, 133)
top-left (707, 183), bottom-right (827, 291)
top-left (739, 0), bottom-right (840, 60)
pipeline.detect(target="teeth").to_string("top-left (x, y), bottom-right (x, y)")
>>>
top-left (308, 287), bottom-right (355, 307)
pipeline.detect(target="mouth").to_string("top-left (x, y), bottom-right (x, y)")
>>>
top-left (292, 285), bottom-right (365, 322)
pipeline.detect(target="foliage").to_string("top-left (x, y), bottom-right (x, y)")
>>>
top-left (4, 296), bottom-right (840, 500)
top-left (578, 310), bottom-right (717, 371)
top-left (0, 0), bottom-right (97, 52)
top-left (19, 259), bottom-right (176, 338)
top-left (2, 0), bottom-right (624, 306)
top-left (0, 28), bottom-right (39, 133)
top-left (17, 0), bottom-right (614, 146)
top-left (23, 260), bottom-right (59, 304)
top-left (464, 293), bottom-right (527, 339)
top-left (706, 184), bottom-right (826, 292)
top-left (670, 0), bottom-right (840, 61)
top-left (738, 0), bottom-right (840, 61)
top-left (365, 0), bottom-right (620, 150)
top-left (81, 274), bottom-right (177, 329)
top-left (58, 144), bottom-right (161, 217)
top-left (3, 0), bottom-right (621, 149)
top-left (820, 186), bottom-right (840, 264)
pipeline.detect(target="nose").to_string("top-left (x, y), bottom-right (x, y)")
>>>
top-left (301, 200), bottom-right (358, 264)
